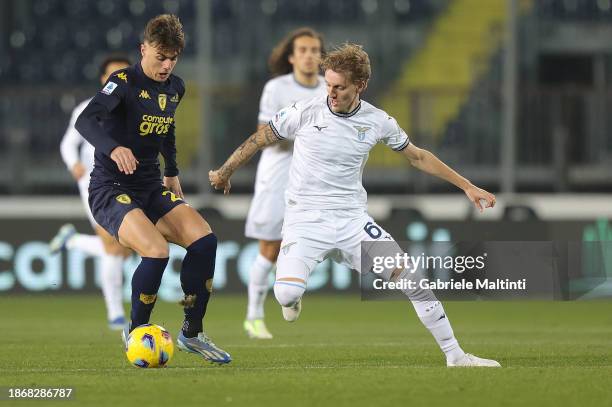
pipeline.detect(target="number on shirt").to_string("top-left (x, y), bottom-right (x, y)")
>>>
top-left (363, 222), bottom-right (382, 239)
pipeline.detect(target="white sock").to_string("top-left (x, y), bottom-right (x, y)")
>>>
top-left (246, 254), bottom-right (274, 320)
top-left (66, 234), bottom-right (105, 257)
top-left (100, 254), bottom-right (125, 321)
top-left (411, 300), bottom-right (465, 363)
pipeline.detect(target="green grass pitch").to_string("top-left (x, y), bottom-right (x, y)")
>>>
top-left (1, 294), bottom-right (611, 406)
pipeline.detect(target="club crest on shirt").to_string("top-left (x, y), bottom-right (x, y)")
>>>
top-left (158, 94), bottom-right (167, 111)
top-left (353, 126), bottom-right (370, 141)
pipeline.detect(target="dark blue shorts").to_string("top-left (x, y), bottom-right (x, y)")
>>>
top-left (88, 183), bottom-right (184, 238)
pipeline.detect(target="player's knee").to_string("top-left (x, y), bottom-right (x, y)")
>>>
top-left (140, 240), bottom-right (169, 258)
top-left (274, 281), bottom-right (305, 307)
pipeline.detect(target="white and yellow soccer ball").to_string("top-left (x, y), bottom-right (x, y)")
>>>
top-left (125, 324), bottom-right (174, 368)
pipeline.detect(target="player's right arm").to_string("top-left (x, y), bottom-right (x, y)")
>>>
top-left (208, 124), bottom-right (280, 194)
top-left (210, 101), bottom-right (302, 194)
top-left (75, 73), bottom-right (138, 175)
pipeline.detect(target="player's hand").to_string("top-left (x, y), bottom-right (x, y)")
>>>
top-left (163, 176), bottom-right (184, 199)
top-left (70, 162), bottom-right (86, 180)
top-left (110, 146), bottom-right (139, 175)
top-left (464, 184), bottom-right (496, 213)
top-left (208, 169), bottom-right (232, 195)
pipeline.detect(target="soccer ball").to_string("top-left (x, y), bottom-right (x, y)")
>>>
top-left (125, 324), bottom-right (174, 368)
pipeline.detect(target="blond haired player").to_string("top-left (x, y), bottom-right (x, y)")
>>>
top-left (210, 44), bottom-right (500, 367)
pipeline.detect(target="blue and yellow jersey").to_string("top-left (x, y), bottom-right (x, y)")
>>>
top-left (76, 62), bottom-right (185, 188)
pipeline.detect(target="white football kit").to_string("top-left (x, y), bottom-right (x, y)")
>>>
top-left (60, 98), bottom-right (97, 227)
top-left (245, 74), bottom-right (326, 241)
top-left (269, 95), bottom-right (410, 275)
top-left (267, 97), bottom-right (501, 368)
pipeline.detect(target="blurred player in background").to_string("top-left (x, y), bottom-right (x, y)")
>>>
top-left (210, 44), bottom-right (500, 367)
top-left (50, 55), bottom-right (131, 331)
top-left (75, 14), bottom-right (231, 364)
top-left (243, 27), bottom-right (326, 339)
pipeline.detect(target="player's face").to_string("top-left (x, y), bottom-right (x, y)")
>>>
top-left (289, 36), bottom-right (322, 76)
top-left (100, 61), bottom-right (130, 85)
top-left (325, 69), bottom-right (365, 113)
top-left (140, 41), bottom-right (179, 82)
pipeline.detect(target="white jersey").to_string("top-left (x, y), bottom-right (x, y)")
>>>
top-left (60, 97), bottom-right (98, 227)
top-left (60, 98), bottom-right (95, 175)
top-left (245, 74), bottom-right (326, 240)
top-left (269, 95), bottom-right (410, 211)
top-left (255, 73), bottom-right (326, 184)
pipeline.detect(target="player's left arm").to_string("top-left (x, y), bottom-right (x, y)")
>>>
top-left (401, 144), bottom-right (496, 212)
top-left (209, 124), bottom-right (280, 194)
top-left (161, 80), bottom-right (184, 199)
top-left (161, 125), bottom-right (183, 199)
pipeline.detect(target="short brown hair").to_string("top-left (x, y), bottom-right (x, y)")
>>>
top-left (321, 43), bottom-right (371, 85)
top-left (143, 14), bottom-right (185, 55)
top-left (268, 27), bottom-right (325, 77)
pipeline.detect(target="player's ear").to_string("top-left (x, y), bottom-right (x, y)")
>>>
top-left (140, 43), bottom-right (146, 57)
top-left (357, 80), bottom-right (367, 94)
top-left (288, 53), bottom-right (295, 66)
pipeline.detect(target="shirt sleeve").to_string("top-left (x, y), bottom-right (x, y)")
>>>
top-left (160, 79), bottom-right (185, 177)
top-left (268, 102), bottom-right (302, 141)
top-left (160, 124), bottom-right (178, 177)
top-left (74, 72), bottom-right (128, 156)
top-left (257, 81), bottom-right (277, 124)
top-left (59, 103), bottom-right (87, 169)
top-left (379, 115), bottom-right (410, 151)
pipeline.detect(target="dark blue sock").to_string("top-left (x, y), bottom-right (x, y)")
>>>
top-left (130, 257), bottom-right (168, 331)
top-left (180, 234), bottom-right (217, 338)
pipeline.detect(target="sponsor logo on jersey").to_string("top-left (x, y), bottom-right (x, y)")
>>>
top-left (158, 94), bottom-right (167, 111)
top-left (139, 90), bottom-right (151, 99)
top-left (139, 115), bottom-right (174, 136)
top-left (115, 72), bottom-right (128, 82)
top-left (170, 94), bottom-right (179, 103)
top-left (116, 194), bottom-right (131, 204)
top-left (101, 81), bottom-right (118, 95)
top-left (313, 125), bottom-right (327, 131)
top-left (354, 126), bottom-right (370, 141)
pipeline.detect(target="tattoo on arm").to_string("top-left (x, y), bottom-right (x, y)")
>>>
top-left (219, 125), bottom-right (279, 178)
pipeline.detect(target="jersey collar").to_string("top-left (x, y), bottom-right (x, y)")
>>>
top-left (326, 96), bottom-right (361, 118)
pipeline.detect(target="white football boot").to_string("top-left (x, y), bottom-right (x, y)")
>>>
top-left (447, 353), bottom-right (501, 367)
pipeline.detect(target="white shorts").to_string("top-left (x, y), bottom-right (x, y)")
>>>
top-left (276, 207), bottom-right (397, 279)
top-left (78, 175), bottom-right (98, 228)
top-left (245, 187), bottom-right (285, 241)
